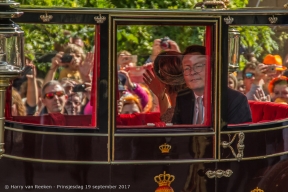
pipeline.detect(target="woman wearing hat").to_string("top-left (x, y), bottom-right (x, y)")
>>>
top-left (143, 51), bottom-right (186, 123)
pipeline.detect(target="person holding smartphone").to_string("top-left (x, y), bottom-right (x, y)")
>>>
top-left (246, 54), bottom-right (286, 101)
top-left (44, 44), bottom-right (94, 85)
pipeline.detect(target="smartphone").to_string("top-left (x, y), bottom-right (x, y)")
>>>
top-left (266, 65), bottom-right (277, 74)
top-left (61, 54), bottom-right (73, 63)
top-left (72, 84), bottom-right (86, 92)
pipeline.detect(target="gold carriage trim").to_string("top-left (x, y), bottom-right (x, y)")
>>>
top-left (251, 187), bottom-right (264, 192)
top-left (159, 143), bottom-right (171, 153)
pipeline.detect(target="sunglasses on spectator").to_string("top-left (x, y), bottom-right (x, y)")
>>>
top-left (245, 72), bottom-right (255, 79)
top-left (44, 91), bottom-right (65, 99)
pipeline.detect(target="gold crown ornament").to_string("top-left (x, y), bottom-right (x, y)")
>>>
top-left (40, 12), bottom-right (53, 22)
top-left (94, 14), bottom-right (106, 24)
top-left (159, 143), bottom-right (171, 153)
top-left (154, 171), bottom-right (175, 192)
top-left (251, 187), bottom-right (264, 192)
top-left (224, 16), bottom-right (234, 24)
top-left (268, 15), bottom-right (278, 24)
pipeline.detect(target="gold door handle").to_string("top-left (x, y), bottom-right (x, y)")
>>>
top-left (221, 132), bottom-right (245, 161)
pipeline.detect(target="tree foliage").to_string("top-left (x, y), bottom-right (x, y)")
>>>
top-left (15, 0), bottom-right (286, 72)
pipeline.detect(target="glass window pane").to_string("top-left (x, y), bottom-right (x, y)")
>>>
top-left (115, 25), bottom-right (213, 130)
top-left (228, 25), bottom-right (288, 126)
top-left (8, 24), bottom-right (96, 128)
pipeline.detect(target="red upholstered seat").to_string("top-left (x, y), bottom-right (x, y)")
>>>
top-left (12, 114), bottom-right (92, 127)
top-left (116, 101), bottom-right (288, 126)
top-left (10, 102), bottom-right (288, 127)
top-left (248, 101), bottom-right (288, 123)
top-left (117, 112), bottom-right (161, 126)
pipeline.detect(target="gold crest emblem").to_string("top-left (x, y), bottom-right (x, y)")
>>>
top-left (251, 187), bottom-right (264, 192)
top-left (159, 143), bottom-right (171, 153)
top-left (154, 171), bottom-right (175, 192)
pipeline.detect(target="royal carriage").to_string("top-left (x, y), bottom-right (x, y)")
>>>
top-left (0, 0), bottom-right (288, 191)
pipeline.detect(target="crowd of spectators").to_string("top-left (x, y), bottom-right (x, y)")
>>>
top-left (11, 36), bottom-right (94, 119)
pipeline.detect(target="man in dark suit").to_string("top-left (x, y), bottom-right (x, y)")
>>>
top-left (172, 45), bottom-right (252, 125)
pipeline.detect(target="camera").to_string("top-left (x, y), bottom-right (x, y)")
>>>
top-left (160, 36), bottom-right (171, 50)
top-left (22, 66), bottom-right (33, 76)
top-left (61, 54), bottom-right (73, 63)
top-left (72, 84), bottom-right (86, 92)
top-left (266, 65), bottom-right (277, 74)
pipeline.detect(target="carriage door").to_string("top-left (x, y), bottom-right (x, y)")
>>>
top-left (111, 13), bottom-right (221, 192)
top-left (218, 12), bottom-right (288, 192)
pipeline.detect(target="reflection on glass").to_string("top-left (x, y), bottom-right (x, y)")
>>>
top-left (116, 25), bottom-right (211, 128)
top-left (230, 25), bottom-right (288, 125)
top-left (10, 24), bottom-right (95, 128)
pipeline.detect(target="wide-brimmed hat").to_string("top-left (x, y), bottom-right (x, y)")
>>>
top-left (263, 54), bottom-right (287, 71)
top-left (153, 51), bottom-right (185, 86)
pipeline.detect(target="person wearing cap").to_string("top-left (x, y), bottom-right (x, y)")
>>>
top-left (268, 76), bottom-right (288, 104)
top-left (246, 54), bottom-right (286, 101)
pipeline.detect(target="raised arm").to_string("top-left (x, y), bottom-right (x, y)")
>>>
top-left (44, 52), bottom-right (63, 85)
top-left (143, 69), bottom-right (169, 116)
top-left (78, 52), bottom-right (94, 83)
top-left (26, 64), bottom-right (38, 109)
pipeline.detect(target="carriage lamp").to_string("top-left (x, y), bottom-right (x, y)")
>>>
top-left (0, 0), bottom-right (24, 158)
top-left (228, 28), bottom-right (240, 73)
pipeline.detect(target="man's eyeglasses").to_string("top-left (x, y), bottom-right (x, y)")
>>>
top-left (183, 64), bottom-right (205, 75)
top-left (44, 91), bottom-right (65, 99)
top-left (244, 72), bottom-right (255, 79)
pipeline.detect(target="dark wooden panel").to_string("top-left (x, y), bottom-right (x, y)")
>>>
top-left (5, 129), bottom-right (107, 161)
top-left (0, 158), bottom-right (110, 191)
top-left (114, 135), bottom-right (214, 160)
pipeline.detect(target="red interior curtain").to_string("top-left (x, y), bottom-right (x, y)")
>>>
top-left (204, 25), bottom-right (212, 126)
top-left (90, 25), bottom-right (100, 127)
top-left (5, 85), bottom-right (12, 120)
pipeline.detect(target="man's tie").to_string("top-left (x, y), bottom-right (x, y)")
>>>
top-left (196, 97), bottom-right (203, 124)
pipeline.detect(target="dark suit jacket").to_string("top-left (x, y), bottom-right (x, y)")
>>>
top-left (172, 87), bottom-right (252, 124)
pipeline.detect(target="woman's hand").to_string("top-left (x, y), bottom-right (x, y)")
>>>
top-left (26, 63), bottom-right (37, 80)
top-left (149, 39), bottom-right (162, 62)
top-left (79, 52), bottom-right (94, 82)
top-left (118, 70), bottom-right (134, 90)
top-left (143, 69), bottom-right (166, 98)
top-left (253, 88), bottom-right (271, 102)
top-left (51, 52), bottom-right (64, 71)
top-left (143, 62), bottom-right (153, 71)
top-left (167, 40), bottom-right (181, 53)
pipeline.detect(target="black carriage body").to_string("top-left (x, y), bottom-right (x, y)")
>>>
top-left (1, 7), bottom-right (288, 192)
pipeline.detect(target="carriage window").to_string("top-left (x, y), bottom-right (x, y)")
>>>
top-left (9, 24), bottom-right (96, 128)
top-left (228, 25), bottom-right (288, 125)
top-left (116, 25), bottom-right (213, 129)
